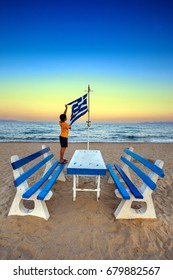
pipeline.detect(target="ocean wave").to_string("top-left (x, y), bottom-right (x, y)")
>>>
top-left (0, 121), bottom-right (173, 143)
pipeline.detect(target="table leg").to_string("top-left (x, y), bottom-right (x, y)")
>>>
top-left (73, 175), bottom-right (77, 201)
top-left (76, 175), bottom-right (79, 187)
top-left (97, 176), bottom-right (101, 201)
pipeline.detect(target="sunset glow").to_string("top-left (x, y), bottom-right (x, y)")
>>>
top-left (0, 1), bottom-right (172, 122)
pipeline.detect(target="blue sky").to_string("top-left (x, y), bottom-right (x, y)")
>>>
top-left (0, 0), bottom-right (173, 121)
top-left (1, 0), bottom-right (173, 57)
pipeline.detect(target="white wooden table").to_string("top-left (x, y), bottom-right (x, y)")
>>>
top-left (67, 150), bottom-right (107, 201)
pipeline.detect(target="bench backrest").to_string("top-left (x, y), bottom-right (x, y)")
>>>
top-left (123, 148), bottom-right (164, 178)
top-left (116, 148), bottom-right (165, 193)
top-left (11, 146), bottom-right (55, 188)
top-left (11, 147), bottom-right (50, 170)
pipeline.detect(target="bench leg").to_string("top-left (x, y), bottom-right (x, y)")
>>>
top-left (57, 170), bottom-right (66, 182)
top-left (8, 191), bottom-right (51, 220)
top-left (114, 195), bottom-right (157, 219)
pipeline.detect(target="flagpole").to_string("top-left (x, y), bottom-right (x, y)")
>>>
top-left (87, 84), bottom-right (91, 150)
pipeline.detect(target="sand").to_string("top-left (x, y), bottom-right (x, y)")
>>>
top-left (0, 142), bottom-right (173, 260)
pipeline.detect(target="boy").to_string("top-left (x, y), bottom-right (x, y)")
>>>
top-left (59, 105), bottom-right (71, 163)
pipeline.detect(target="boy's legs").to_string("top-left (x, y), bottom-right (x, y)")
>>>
top-left (59, 136), bottom-right (68, 163)
top-left (60, 147), bottom-right (66, 163)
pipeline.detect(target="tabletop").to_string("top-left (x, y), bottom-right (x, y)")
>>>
top-left (67, 150), bottom-right (107, 176)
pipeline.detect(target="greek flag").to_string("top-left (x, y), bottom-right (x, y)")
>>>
top-left (67, 94), bottom-right (88, 125)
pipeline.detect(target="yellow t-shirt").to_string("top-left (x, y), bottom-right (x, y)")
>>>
top-left (59, 121), bottom-right (70, 138)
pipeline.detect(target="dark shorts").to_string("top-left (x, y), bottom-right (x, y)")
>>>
top-left (59, 136), bottom-right (68, 148)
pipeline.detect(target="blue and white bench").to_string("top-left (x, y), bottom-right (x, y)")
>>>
top-left (107, 147), bottom-right (165, 219)
top-left (8, 145), bottom-right (66, 220)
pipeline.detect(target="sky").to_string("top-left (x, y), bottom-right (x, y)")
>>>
top-left (0, 0), bottom-right (173, 122)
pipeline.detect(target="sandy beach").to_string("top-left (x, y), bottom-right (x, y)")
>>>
top-left (0, 142), bottom-right (173, 260)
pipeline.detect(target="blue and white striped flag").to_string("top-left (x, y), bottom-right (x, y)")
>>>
top-left (67, 94), bottom-right (88, 125)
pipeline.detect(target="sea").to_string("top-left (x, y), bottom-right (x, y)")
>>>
top-left (0, 120), bottom-right (173, 143)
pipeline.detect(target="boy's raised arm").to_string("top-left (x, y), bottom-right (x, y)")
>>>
top-left (64, 104), bottom-right (68, 115)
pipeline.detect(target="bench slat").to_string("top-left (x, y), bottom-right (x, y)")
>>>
top-left (121, 157), bottom-right (157, 190)
top-left (11, 147), bottom-right (50, 170)
top-left (107, 163), bottom-right (130, 200)
top-left (14, 154), bottom-right (54, 187)
top-left (124, 148), bottom-right (165, 178)
top-left (114, 163), bottom-right (143, 199)
top-left (37, 163), bottom-right (65, 200)
top-left (22, 160), bottom-right (60, 199)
